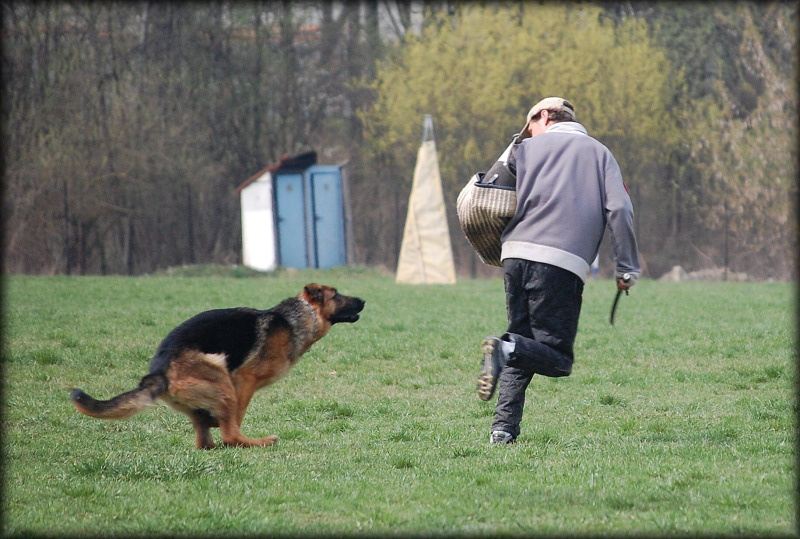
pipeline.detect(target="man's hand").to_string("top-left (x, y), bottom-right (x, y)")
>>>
top-left (615, 272), bottom-right (637, 292)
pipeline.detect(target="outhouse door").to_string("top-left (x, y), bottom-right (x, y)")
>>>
top-left (274, 165), bottom-right (346, 269)
top-left (274, 172), bottom-right (307, 268)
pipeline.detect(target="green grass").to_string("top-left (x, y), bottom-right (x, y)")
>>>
top-left (2, 269), bottom-right (795, 536)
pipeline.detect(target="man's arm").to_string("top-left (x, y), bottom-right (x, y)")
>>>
top-left (604, 153), bottom-right (641, 286)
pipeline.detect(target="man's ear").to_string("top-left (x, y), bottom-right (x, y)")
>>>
top-left (540, 109), bottom-right (550, 125)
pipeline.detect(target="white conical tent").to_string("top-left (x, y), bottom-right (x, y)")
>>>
top-left (396, 115), bottom-right (457, 284)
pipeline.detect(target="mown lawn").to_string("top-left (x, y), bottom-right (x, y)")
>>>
top-left (2, 269), bottom-right (795, 536)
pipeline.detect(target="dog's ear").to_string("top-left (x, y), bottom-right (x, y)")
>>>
top-left (303, 283), bottom-right (325, 304)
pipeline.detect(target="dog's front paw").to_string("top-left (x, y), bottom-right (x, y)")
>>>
top-left (259, 435), bottom-right (278, 446)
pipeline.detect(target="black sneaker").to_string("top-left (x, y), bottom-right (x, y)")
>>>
top-left (477, 336), bottom-right (507, 401)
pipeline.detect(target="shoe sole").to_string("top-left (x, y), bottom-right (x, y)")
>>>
top-left (477, 338), bottom-right (500, 401)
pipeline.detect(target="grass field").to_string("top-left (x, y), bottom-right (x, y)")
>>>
top-left (2, 268), bottom-right (795, 536)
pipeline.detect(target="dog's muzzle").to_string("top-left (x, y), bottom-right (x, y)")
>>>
top-left (331, 297), bottom-right (365, 324)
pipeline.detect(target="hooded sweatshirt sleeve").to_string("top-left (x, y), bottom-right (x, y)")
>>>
top-left (603, 153), bottom-right (641, 278)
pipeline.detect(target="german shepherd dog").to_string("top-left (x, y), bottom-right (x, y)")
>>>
top-left (71, 283), bottom-right (365, 449)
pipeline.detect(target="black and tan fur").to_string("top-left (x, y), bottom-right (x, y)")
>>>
top-left (71, 283), bottom-right (365, 449)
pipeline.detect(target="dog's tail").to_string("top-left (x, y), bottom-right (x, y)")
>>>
top-left (70, 372), bottom-right (168, 420)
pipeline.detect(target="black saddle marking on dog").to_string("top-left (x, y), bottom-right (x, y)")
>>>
top-left (150, 308), bottom-right (265, 373)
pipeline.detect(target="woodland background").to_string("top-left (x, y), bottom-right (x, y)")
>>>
top-left (3, 1), bottom-right (797, 280)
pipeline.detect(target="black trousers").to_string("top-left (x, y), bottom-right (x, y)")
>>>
top-left (491, 258), bottom-right (584, 438)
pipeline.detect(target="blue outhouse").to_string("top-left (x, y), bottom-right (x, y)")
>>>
top-left (238, 153), bottom-right (350, 271)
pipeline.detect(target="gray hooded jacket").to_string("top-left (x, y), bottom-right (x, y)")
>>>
top-left (501, 122), bottom-right (640, 282)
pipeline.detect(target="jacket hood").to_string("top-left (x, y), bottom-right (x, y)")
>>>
top-left (545, 122), bottom-right (587, 136)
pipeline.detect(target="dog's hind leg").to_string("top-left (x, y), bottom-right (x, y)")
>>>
top-left (171, 383), bottom-right (274, 448)
top-left (160, 398), bottom-right (219, 450)
top-left (189, 377), bottom-right (277, 447)
top-left (189, 410), bottom-right (217, 450)
top-left (167, 352), bottom-right (277, 448)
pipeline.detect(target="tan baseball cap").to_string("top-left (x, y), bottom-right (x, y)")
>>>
top-left (525, 97), bottom-right (576, 124)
